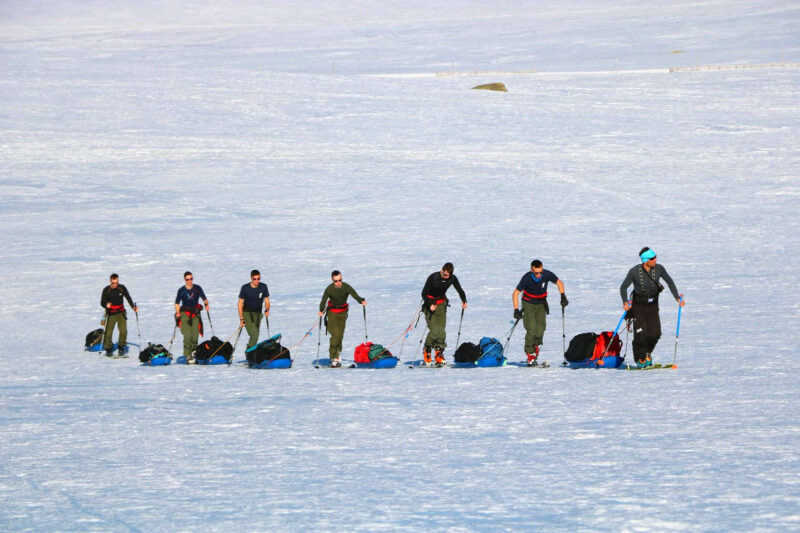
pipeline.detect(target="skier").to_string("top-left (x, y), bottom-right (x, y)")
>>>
top-left (421, 262), bottom-right (467, 366)
top-left (100, 273), bottom-right (138, 357)
top-left (318, 270), bottom-right (366, 368)
top-left (174, 271), bottom-right (210, 364)
top-left (511, 260), bottom-right (567, 366)
top-left (620, 247), bottom-right (685, 368)
top-left (238, 269), bottom-right (270, 350)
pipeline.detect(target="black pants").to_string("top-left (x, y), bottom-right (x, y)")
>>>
top-left (630, 302), bottom-right (661, 361)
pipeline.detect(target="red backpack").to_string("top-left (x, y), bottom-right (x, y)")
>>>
top-left (591, 331), bottom-right (622, 362)
top-left (354, 342), bottom-right (374, 363)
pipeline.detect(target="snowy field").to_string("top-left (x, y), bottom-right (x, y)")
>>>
top-left (1, 1), bottom-right (799, 530)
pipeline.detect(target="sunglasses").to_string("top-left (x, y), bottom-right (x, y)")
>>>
top-left (185, 278), bottom-right (193, 281)
top-left (333, 278), bottom-right (343, 283)
top-left (252, 277), bottom-right (260, 281)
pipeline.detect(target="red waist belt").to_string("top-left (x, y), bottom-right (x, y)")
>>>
top-left (327, 302), bottom-right (349, 314)
top-left (522, 290), bottom-right (547, 302)
top-left (426, 295), bottom-right (446, 305)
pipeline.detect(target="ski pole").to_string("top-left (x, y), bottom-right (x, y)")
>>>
top-left (101, 311), bottom-right (110, 354)
top-left (232, 325), bottom-right (243, 353)
top-left (394, 307), bottom-right (422, 360)
top-left (623, 316), bottom-right (631, 362)
top-left (672, 297), bottom-right (683, 369)
top-left (561, 306), bottom-right (567, 366)
top-left (599, 304), bottom-right (630, 360)
top-left (455, 307), bottom-right (465, 349)
top-left (363, 305), bottom-right (368, 341)
top-left (134, 304), bottom-right (142, 355)
top-left (167, 321), bottom-right (178, 356)
top-left (503, 317), bottom-right (521, 354)
top-left (315, 315), bottom-right (322, 367)
top-left (414, 324), bottom-right (429, 364)
top-left (206, 309), bottom-right (215, 337)
top-left (265, 315), bottom-right (270, 339)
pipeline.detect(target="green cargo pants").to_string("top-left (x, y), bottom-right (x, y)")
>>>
top-left (103, 313), bottom-right (127, 350)
top-left (522, 301), bottom-right (547, 354)
top-left (180, 313), bottom-right (201, 357)
top-left (424, 303), bottom-right (448, 350)
top-left (326, 311), bottom-right (348, 360)
top-left (243, 311), bottom-right (262, 349)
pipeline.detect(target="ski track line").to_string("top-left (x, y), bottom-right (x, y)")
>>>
top-left (1, 464), bottom-right (144, 533)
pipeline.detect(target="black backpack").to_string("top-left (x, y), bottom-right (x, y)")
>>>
top-left (139, 343), bottom-right (170, 363)
top-left (195, 336), bottom-right (234, 363)
top-left (454, 342), bottom-right (481, 363)
top-left (564, 332), bottom-right (598, 362)
top-left (85, 328), bottom-right (104, 348)
top-left (247, 337), bottom-right (291, 366)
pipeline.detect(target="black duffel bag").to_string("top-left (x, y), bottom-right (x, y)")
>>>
top-left (453, 342), bottom-right (481, 363)
top-left (85, 328), bottom-right (104, 348)
top-left (139, 343), bottom-right (170, 363)
top-left (564, 332), bottom-right (598, 362)
top-left (247, 337), bottom-right (291, 366)
top-left (195, 336), bottom-right (234, 363)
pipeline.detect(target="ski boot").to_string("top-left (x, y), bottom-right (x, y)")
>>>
top-left (105, 347), bottom-right (114, 358)
top-left (422, 347), bottom-right (433, 366)
top-left (635, 357), bottom-right (647, 369)
top-left (330, 357), bottom-right (341, 368)
top-left (118, 345), bottom-right (127, 357)
top-left (434, 349), bottom-right (446, 367)
top-left (186, 353), bottom-right (196, 365)
top-left (645, 354), bottom-right (653, 368)
top-left (527, 346), bottom-right (540, 366)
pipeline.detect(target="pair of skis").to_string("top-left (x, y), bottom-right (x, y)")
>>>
top-left (625, 362), bottom-right (677, 371)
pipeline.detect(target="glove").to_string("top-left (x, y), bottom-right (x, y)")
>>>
top-left (513, 309), bottom-right (523, 320)
top-left (175, 315), bottom-right (181, 327)
top-left (560, 293), bottom-right (569, 308)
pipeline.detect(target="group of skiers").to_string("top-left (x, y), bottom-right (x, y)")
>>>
top-left (99, 247), bottom-right (685, 368)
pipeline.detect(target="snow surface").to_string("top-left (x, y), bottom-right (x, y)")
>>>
top-left (1, 1), bottom-right (799, 531)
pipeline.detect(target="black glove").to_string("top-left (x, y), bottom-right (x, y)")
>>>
top-left (560, 293), bottom-right (569, 308)
top-left (513, 309), bottom-right (523, 320)
top-left (175, 315), bottom-right (181, 327)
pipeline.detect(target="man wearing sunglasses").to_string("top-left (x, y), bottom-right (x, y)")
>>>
top-left (238, 269), bottom-right (271, 350)
top-left (174, 271), bottom-right (210, 363)
top-left (100, 273), bottom-right (138, 357)
top-left (620, 247), bottom-right (685, 368)
top-left (512, 259), bottom-right (567, 366)
top-left (318, 270), bottom-right (366, 368)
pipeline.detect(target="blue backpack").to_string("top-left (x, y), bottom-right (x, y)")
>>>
top-left (478, 337), bottom-right (505, 366)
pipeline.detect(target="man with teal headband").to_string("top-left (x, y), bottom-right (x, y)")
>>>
top-left (620, 247), bottom-right (685, 367)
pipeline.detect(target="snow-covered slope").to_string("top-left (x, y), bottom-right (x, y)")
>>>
top-left (1, 1), bottom-right (798, 530)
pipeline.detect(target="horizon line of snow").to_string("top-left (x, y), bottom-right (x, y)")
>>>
top-left (368, 62), bottom-right (800, 79)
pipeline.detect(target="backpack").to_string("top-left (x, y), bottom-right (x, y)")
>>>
top-left (591, 331), bottom-right (622, 360)
top-left (354, 342), bottom-right (393, 363)
top-left (195, 336), bottom-right (234, 363)
top-left (368, 343), bottom-right (392, 361)
top-left (139, 343), bottom-right (170, 363)
top-left (454, 342), bottom-right (481, 363)
top-left (354, 342), bottom-right (373, 363)
top-left (246, 336), bottom-right (290, 366)
top-left (565, 332), bottom-right (622, 363)
top-left (85, 328), bottom-right (104, 348)
top-left (564, 332), bottom-right (597, 362)
top-left (478, 337), bottom-right (504, 361)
